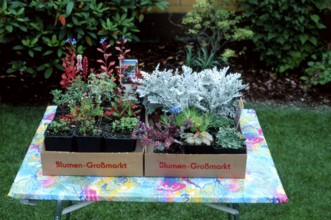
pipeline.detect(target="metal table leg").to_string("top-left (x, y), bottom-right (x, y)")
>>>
top-left (54, 200), bottom-right (63, 220)
top-left (54, 200), bottom-right (95, 220)
top-left (205, 203), bottom-right (240, 219)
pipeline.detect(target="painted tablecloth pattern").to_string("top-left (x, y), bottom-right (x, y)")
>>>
top-left (8, 106), bottom-right (288, 203)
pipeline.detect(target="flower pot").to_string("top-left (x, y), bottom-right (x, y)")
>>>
top-left (213, 145), bottom-right (246, 154)
top-left (103, 132), bottom-right (136, 152)
top-left (44, 134), bottom-right (74, 151)
top-left (44, 126), bottom-right (75, 151)
top-left (183, 144), bottom-right (214, 154)
top-left (153, 143), bottom-right (184, 154)
top-left (75, 135), bottom-right (103, 152)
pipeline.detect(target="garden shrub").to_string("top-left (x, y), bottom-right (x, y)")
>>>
top-left (241, 0), bottom-right (329, 73)
top-left (181, 0), bottom-right (253, 71)
top-left (301, 42), bottom-right (331, 89)
top-left (0, 0), bottom-right (168, 78)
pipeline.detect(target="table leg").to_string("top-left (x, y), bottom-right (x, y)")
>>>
top-left (205, 203), bottom-right (240, 219)
top-left (54, 200), bottom-right (63, 220)
top-left (233, 203), bottom-right (240, 220)
top-left (229, 204), bottom-right (240, 220)
top-left (65, 201), bottom-right (72, 220)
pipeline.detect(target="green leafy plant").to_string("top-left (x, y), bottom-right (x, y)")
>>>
top-left (301, 47), bottom-right (331, 89)
top-left (0, 0), bottom-right (168, 78)
top-left (215, 127), bottom-right (245, 149)
top-left (69, 96), bottom-right (103, 136)
top-left (174, 107), bottom-right (214, 146)
top-left (76, 118), bottom-right (102, 136)
top-left (111, 117), bottom-right (139, 133)
top-left (209, 115), bottom-right (234, 129)
top-left (181, 0), bottom-right (253, 71)
top-left (46, 118), bottom-right (72, 135)
top-left (241, 0), bottom-right (329, 73)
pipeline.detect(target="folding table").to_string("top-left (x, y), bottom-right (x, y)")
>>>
top-left (8, 106), bottom-right (288, 220)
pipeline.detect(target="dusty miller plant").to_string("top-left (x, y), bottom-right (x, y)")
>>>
top-left (137, 65), bottom-right (246, 117)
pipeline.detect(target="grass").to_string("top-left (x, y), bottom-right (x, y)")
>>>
top-left (1, 103), bottom-right (330, 219)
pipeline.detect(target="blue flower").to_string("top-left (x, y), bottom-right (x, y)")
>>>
top-left (65, 38), bottom-right (70, 43)
top-left (121, 36), bottom-right (126, 41)
top-left (100, 38), bottom-right (107, 44)
top-left (71, 38), bottom-right (77, 45)
top-left (170, 106), bottom-right (180, 115)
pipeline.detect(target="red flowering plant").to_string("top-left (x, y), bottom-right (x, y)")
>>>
top-left (49, 36), bottom-right (143, 138)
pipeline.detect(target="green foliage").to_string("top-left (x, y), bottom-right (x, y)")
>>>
top-left (0, 0), bottom-right (168, 77)
top-left (174, 107), bottom-right (214, 146)
top-left (88, 72), bottom-right (116, 104)
top-left (111, 117), bottom-right (138, 133)
top-left (242, 0), bottom-right (329, 73)
top-left (301, 49), bottom-right (331, 89)
top-left (174, 107), bottom-right (212, 133)
top-left (215, 126), bottom-right (245, 149)
top-left (181, 0), bottom-right (253, 71)
top-left (209, 115), bottom-right (234, 129)
top-left (51, 76), bottom-right (89, 108)
top-left (46, 118), bottom-right (71, 135)
top-left (77, 118), bottom-right (101, 136)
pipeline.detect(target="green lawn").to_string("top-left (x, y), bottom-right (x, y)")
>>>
top-left (1, 103), bottom-right (330, 219)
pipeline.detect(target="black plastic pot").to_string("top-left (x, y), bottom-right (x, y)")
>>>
top-left (183, 144), bottom-right (214, 154)
top-left (103, 132), bottom-right (136, 152)
top-left (213, 145), bottom-right (246, 154)
top-left (44, 134), bottom-right (74, 151)
top-left (75, 135), bottom-right (103, 152)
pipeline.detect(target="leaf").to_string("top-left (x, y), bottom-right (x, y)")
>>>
top-left (57, 48), bottom-right (62, 57)
top-left (5, 25), bottom-right (13, 33)
top-left (59, 14), bottom-right (66, 26)
top-left (43, 50), bottom-right (53, 56)
top-left (13, 45), bottom-right (24, 50)
top-left (299, 34), bottom-right (308, 45)
top-left (31, 37), bottom-right (38, 45)
top-left (138, 14), bottom-right (144, 23)
top-left (1, 0), bottom-right (7, 11)
top-left (310, 14), bottom-right (320, 24)
top-left (309, 37), bottom-right (317, 46)
top-left (85, 36), bottom-right (92, 46)
top-left (51, 34), bottom-right (57, 44)
top-left (66, 2), bottom-right (74, 16)
top-left (44, 67), bottom-right (53, 78)
top-left (28, 50), bottom-right (34, 57)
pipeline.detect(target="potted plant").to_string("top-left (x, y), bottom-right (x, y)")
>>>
top-left (72, 95), bottom-right (104, 152)
top-left (103, 117), bottom-right (138, 152)
top-left (44, 117), bottom-right (75, 151)
top-left (133, 115), bottom-right (181, 153)
top-left (174, 107), bottom-right (214, 154)
top-left (214, 127), bottom-right (246, 154)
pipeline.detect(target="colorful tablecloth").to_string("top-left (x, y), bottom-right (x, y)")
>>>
top-left (8, 106), bottom-right (288, 203)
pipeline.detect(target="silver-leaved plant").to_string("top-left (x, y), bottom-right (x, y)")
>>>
top-left (137, 65), bottom-right (246, 117)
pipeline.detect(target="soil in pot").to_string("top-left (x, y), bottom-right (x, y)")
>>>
top-left (103, 132), bottom-right (136, 152)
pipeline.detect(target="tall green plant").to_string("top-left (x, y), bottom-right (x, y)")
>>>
top-left (181, 0), bottom-right (253, 71)
top-left (242, 0), bottom-right (329, 73)
top-left (0, 0), bottom-right (168, 78)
